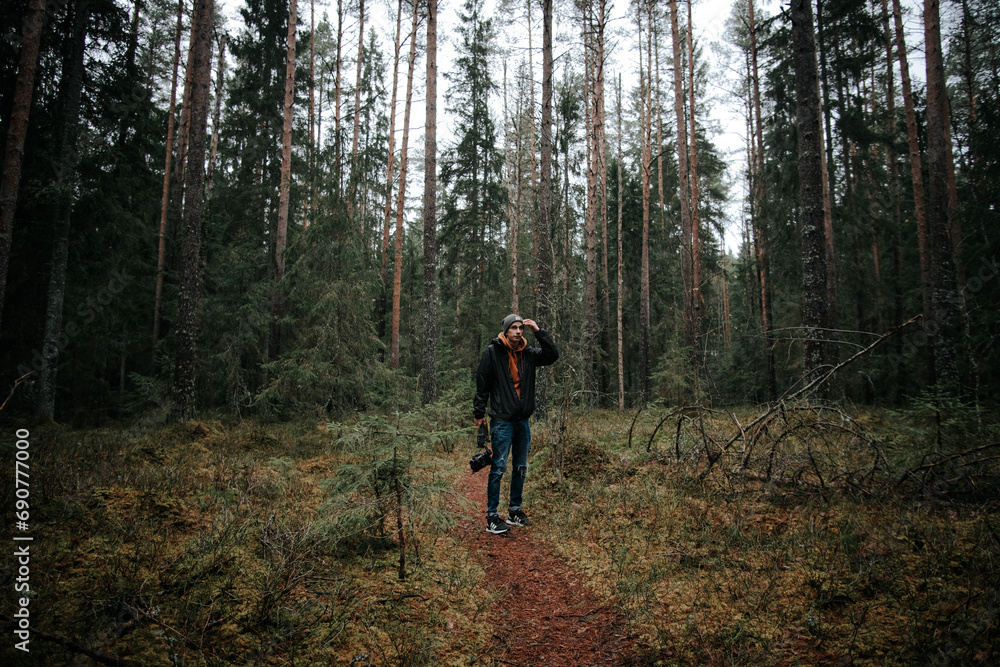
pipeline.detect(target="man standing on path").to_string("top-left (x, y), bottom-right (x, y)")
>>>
top-left (474, 314), bottom-right (559, 534)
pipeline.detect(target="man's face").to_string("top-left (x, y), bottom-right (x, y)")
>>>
top-left (507, 322), bottom-right (524, 343)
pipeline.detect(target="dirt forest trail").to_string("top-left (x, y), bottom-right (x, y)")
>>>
top-left (453, 471), bottom-right (642, 666)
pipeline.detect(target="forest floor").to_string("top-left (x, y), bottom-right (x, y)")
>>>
top-left (4, 405), bottom-right (999, 665)
top-left (452, 470), bottom-right (639, 666)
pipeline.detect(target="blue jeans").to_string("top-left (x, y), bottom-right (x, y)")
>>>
top-left (487, 418), bottom-right (531, 516)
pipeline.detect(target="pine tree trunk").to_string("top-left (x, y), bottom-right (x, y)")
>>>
top-left (421, 0), bottom-right (439, 405)
top-left (391, 0), bottom-right (419, 370)
top-left (334, 0), bottom-right (344, 194)
top-left (206, 34), bottom-right (226, 201)
top-left (269, 0), bottom-right (297, 363)
top-left (37, 0), bottom-right (91, 422)
top-left (170, 0), bottom-right (215, 421)
top-left (791, 0), bottom-right (830, 383)
top-left (153, 0), bottom-right (185, 363)
top-left (307, 0), bottom-right (315, 225)
top-left (583, 4), bottom-right (598, 402)
top-left (0, 0), bottom-right (47, 334)
top-left (526, 0), bottom-right (539, 267)
top-left (669, 0), bottom-right (694, 358)
top-left (597, 0), bottom-right (610, 405)
top-left (534, 0), bottom-right (554, 418)
top-left (748, 0), bottom-right (776, 400)
top-left (891, 0), bottom-right (933, 378)
top-left (687, 0), bottom-right (703, 379)
top-left (616, 74), bottom-right (625, 411)
top-left (638, 0), bottom-right (652, 404)
top-left (880, 0), bottom-right (904, 378)
top-left (168, 36), bottom-right (195, 272)
top-left (379, 0), bottom-right (404, 347)
top-left (348, 0), bottom-right (365, 221)
top-left (924, 0), bottom-right (963, 394)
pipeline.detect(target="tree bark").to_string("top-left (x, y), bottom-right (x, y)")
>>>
top-left (583, 3), bottom-right (598, 402)
top-left (638, 0), bottom-right (652, 404)
top-left (748, 0), bottom-right (776, 400)
top-left (307, 0), bottom-right (315, 225)
top-left (924, 0), bottom-right (963, 394)
top-left (334, 0), bottom-right (344, 194)
top-left (0, 0), bottom-right (47, 334)
top-left (170, 0), bottom-right (215, 421)
top-left (422, 0), bottom-right (439, 404)
top-left (348, 0), bottom-right (365, 221)
top-left (686, 0), bottom-right (702, 378)
top-left (391, 0), bottom-right (419, 370)
top-left (597, 0), bottom-right (610, 405)
top-left (153, 0), bottom-right (185, 362)
top-left (891, 0), bottom-right (933, 378)
top-left (37, 0), bottom-right (91, 421)
top-left (670, 0), bottom-right (694, 360)
top-left (616, 74), bottom-right (625, 410)
top-left (269, 0), bottom-right (298, 362)
top-left (534, 0), bottom-right (554, 418)
top-left (791, 0), bottom-right (830, 383)
top-left (379, 0), bottom-right (404, 347)
top-left (206, 34), bottom-right (226, 201)
top-left (526, 0), bottom-right (539, 266)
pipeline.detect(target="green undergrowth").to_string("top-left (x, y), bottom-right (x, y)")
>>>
top-left (527, 405), bottom-right (1000, 666)
top-left (1, 410), bottom-right (492, 666)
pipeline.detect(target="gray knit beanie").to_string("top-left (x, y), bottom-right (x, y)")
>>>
top-left (501, 314), bottom-right (523, 334)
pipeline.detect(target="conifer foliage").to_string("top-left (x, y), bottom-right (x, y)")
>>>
top-left (0, 0), bottom-right (997, 421)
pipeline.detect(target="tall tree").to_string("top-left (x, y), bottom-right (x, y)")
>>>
top-left (791, 0), bottom-right (830, 383)
top-left (924, 0), bottom-right (963, 393)
top-left (616, 73), bottom-right (625, 410)
top-left (890, 0), bottom-right (932, 377)
top-left (391, 0), bottom-right (419, 369)
top-left (669, 0), bottom-right (696, 361)
top-left (748, 0), bottom-right (775, 399)
top-left (37, 0), bottom-right (92, 421)
top-left (686, 0), bottom-right (703, 377)
top-left (596, 0), bottom-right (610, 404)
top-left (422, 0), bottom-right (438, 404)
top-left (153, 0), bottom-right (185, 361)
top-left (333, 0), bottom-right (344, 192)
top-left (638, 0), bottom-right (653, 403)
top-left (0, 0), bottom-right (47, 334)
top-left (582, 0), bottom-right (598, 401)
top-left (206, 34), bottom-right (227, 200)
top-left (378, 0), bottom-right (404, 345)
top-left (269, 0), bottom-right (298, 361)
top-left (347, 0), bottom-right (365, 221)
top-left (171, 0), bottom-right (215, 421)
top-left (531, 0), bottom-right (553, 417)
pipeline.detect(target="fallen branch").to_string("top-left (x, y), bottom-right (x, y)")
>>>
top-left (897, 442), bottom-right (1000, 487)
top-left (700, 315), bottom-right (921, 480)
top-left (780, 314), bottom-right (922, 404)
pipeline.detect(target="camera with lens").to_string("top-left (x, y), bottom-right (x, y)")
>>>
top-left (469, 423), bottom-right (493, 473)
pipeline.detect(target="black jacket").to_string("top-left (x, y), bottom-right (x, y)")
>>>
top-left (473, 329), bottom-right (559, 421)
